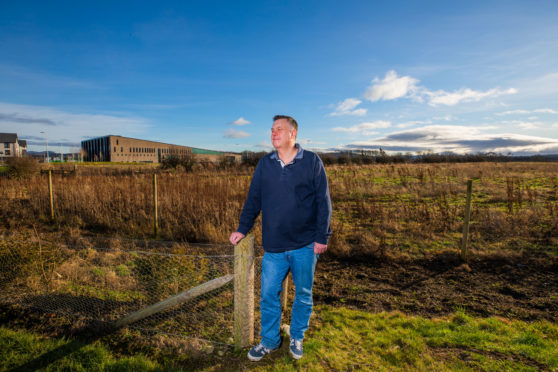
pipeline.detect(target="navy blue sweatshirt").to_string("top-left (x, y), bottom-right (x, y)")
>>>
top-left (237, 145), bottom-right (332, 252)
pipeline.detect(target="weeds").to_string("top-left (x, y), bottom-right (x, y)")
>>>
top-left (0, 162), bottom-right (556, 258)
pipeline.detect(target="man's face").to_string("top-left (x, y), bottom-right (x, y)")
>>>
top-left (271, 119), bottom-right (296, 150)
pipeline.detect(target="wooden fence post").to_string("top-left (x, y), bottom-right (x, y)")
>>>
top-left (234, 234), bottom-right (254, 348)
top-left (48, 169), bottom-right (54, 220)
top-left (153, 173), bottom-right (158, 237)
top-left (281, 274), bottom-right (289, 311)
top-left (461, 179), bottom-right (473, 262)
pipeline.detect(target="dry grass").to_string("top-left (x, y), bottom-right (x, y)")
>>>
top-left (0, 162), bottom-right (556, 258)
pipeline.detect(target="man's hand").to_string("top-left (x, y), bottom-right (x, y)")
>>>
top-left (229, 232), bottom-right (246, 245)
top-left (314, 242), bottom-right (327, 254)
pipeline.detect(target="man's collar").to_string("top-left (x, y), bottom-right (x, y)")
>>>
top-left (270, 143), bottom-right (304, 161)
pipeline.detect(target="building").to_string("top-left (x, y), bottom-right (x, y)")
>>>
top-left (0, 133), bottom-right (27, 160)
top-left (81, 135), bottom-right (240, 163)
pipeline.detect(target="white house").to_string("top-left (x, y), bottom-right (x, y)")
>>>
top-left (0, 133), bottom-right (27, 160)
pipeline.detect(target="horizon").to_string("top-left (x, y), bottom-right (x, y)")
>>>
top-left (2, 1), bottom-right (558, 156)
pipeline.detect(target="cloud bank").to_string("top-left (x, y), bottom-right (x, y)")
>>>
top-left (225, 128), bottom-right (250, 138)
top-left (343, 125), bottom-right (558, 155)
top-left (362, 70), bottom-right (517, 106)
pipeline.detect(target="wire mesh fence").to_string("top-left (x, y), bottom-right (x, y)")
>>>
top-left (0, 235), bottom-right (267, 347)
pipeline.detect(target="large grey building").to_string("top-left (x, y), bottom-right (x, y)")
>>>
top-left (81, 135), bottom-right (240, 163)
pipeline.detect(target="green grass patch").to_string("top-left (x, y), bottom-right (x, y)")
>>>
top-left (60, 283), bottom-right (146, 302)
top-left (2, 307), bottom-right (557, 371)
top-left (0, 327), bottom-right (159, 371)
top-left (254, 307), bottom-right (558, 371)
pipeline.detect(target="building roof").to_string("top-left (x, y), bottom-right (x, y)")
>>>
top-left (0, 133), bottom-right (17, 143)
top-left (18, 140), bottom-right (27, 147)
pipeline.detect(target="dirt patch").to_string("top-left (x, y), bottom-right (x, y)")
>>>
top-left (314, 251), bottom-right (558, 322)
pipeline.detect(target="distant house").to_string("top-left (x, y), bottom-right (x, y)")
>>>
top-left (81, 135), bottom-right (241, 164)
top-left (0, 133), bottom-right (27, 160)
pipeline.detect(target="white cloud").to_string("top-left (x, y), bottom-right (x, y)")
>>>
top-left (497, 109), bottom-right (530, 116)
top-left (500, 120), bottom-right (544, 130)
top-left (497, 108), bottom-right (558, 116)
top-left (329, 98), bottom-right (367, 116)
top-left (0, 102), bottom-right (150, 150)
top-left (518, 122), bottom-right (540, 130)
top-left (534, 108), bottom-right (558, 114)
top-left (397, 120), bottom-right (431, 128)
top-left (364, 70), bottom-right (419, 102)
top-left (342, 125), bottom-right (558, 155)
top-left (426, 88), bottom-right (517, 106)
top-left (432, 115), bottom-right (455, 121)
top-left (332, 120), bottom-right (391, 134)
top-left (224, 128), bottom-right (250, 138)
top-left (229, 117), bottom-right (251, 125)
top-left (361, 70), bottom-right (517, 108)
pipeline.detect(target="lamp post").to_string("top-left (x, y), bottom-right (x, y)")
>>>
top-left (40, 131), bottom-right (49, 163)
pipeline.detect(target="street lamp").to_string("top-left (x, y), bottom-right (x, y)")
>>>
top-left (40, 131), bottom-right (49, 163)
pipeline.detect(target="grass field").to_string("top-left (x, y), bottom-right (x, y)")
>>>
top-left (1, 306), bottom-right (557, 371)
top-left (0, 161), bottom-right (557, 370)
top-left (1, 162), bottom-right (557, 258)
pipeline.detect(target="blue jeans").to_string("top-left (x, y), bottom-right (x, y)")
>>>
top-left (260, 243), bottom-right (318, 349)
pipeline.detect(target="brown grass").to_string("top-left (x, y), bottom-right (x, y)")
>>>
top-left (0, 162), bottom-right (556, 258)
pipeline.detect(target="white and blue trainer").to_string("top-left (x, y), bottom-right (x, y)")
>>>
top-left (247, 342), bottom-right (277, 362)
top-left (289, 338), bottom-right (303, 359)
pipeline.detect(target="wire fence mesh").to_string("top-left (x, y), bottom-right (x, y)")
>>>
top-left (0, 235), bottom-right (267, 347)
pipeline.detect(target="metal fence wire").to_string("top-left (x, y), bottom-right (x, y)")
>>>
top-left (0, 236), bottom-right (266, 347)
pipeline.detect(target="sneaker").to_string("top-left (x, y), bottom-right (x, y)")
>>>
top-left (289, 338), bottom-right (303, 359)
top-left (247, 342), bottom-right (277, 362)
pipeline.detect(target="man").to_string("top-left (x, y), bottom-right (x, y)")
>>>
top-left (229, 115), bottom-right (332, 361)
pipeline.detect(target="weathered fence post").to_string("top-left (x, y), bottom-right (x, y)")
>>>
top-left (153, 173), bottom-right (158, 237)
top-left (281, 274), bottom-right (289, 311)
top-left (48, 169), bottom-right (54, 220)
top-left (461, 179), bottom-right (473, 262)
top-left (234, 234), bottom-right (254, 348)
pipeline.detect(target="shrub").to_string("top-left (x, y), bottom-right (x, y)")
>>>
top-left (160, 153), bottom-right (196, 172)
top-left (5, 157), bottom-right (40, 179)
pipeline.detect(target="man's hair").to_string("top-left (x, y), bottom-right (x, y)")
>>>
top-left (273, 115), bottom-right (298, 132)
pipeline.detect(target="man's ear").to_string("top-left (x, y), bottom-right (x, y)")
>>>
top-left (291, 129), bottom-right (297, 139)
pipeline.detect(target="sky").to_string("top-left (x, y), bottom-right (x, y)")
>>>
top-left (1, 0), bottom-right (558, 155)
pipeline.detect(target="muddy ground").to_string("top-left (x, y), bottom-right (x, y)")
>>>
top-left (313, 251), bottom-right (558, 322)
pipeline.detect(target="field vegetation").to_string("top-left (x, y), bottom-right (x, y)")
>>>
top-left (0, 161), bottom-right (556, 258)
top-left (1, 306), bottom-right (556, 371)
top-left (1, 160), bottom-right (557, 370)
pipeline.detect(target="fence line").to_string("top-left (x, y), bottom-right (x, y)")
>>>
top-left (0, 234), bottom-right (271, 349)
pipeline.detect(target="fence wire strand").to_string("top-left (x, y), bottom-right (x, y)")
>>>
top-left (0, 237), bottom-right (266, 347)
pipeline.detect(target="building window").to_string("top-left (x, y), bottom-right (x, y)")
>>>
top-left (114, 147), bottom-right (117, 152)
top-left (4, 143), bottom-right (9, 149)
top-left (121, 147), bottom-right (123, 152)
top-left (116, 139), bottom-right (119, 145)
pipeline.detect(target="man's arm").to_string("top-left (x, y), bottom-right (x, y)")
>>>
top-left (313, 155), bottom-right (332, 254)
top-left (230, 159), bottom-right (263, 245)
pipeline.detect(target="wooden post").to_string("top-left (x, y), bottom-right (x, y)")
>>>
top-left (461, 179), bottom-right (473, 262)
top-left (114, 274), bottom-right (233, 329)
top-left (48, 169), bottom-right (54, 220)
top-left (153, 173), bottom-right (158, 237)
top-left (234, 234), bottom-right (254, 348)
top-left (281, 274), bottom-right (289, 311)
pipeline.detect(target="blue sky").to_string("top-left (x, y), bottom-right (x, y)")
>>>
top-left (2, 0), bottom-right (558, 155)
